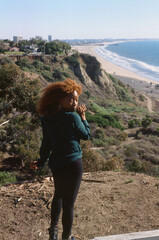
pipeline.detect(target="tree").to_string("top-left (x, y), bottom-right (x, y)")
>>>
top-left (0, 63), bottom-right (21, 93)
top-left (0, 63), bottom-right (41, 113)
top-left (43, 40), bottom-right (71, 55)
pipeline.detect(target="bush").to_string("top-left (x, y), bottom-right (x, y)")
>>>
top-left (42, 70), bottom-right (53, 82)
top-left (86, 111), bottom-right (124, 130)
top-left (0, 63), bottom-right (21, 91)
top-left (44, 64), bottom-right (51, 71)
top-left (0, 114), bottom-right (41, 167)
top-left (126, 159), bottom-right (144, 172)
top-left (0, 171), bottom-right (17, 186)
top-left (86, 112), bottom-right (109, 128)
top-left (33, 60), bottom-right (44, 70)
top-left (142, 117), bottom-right (152, 128)
top-left (65, 53), bottom-right (79, 67)
top-left (81, 140), bottom-right (106, 172)
top-left (124, 144), bottom-right (138, 158)
top-left (114, 85), bottom-right (133, 102)
top-left (128, 119), bottom-right (141, 128)
top-left (16, 57), bottom-right (33, 69)
top-left (117, 131), bottom-right (128, 141)
top-left (139, 94), bottom-right (145, 102)
top-left (104, 156), bottom-right (124, 171)
top-left (92, 138), bottom-right (106, 147)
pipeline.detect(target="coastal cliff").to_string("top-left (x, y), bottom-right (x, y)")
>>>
top-left (0, 51), bottom-right (159, 178)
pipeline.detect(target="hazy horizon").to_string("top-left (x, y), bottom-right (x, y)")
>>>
top-left (1, 0), bottom-right (159, 40)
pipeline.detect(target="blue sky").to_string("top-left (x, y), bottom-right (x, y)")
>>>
top-left (0, 0), bottom-right (159, 40)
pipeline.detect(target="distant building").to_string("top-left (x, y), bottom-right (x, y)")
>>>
top-left (13, 36), bottom-right (23, 43)
top-left (35, 36), bottom-right (43, 40)
top-left (29, 44), bottom-right (38, 53)
top-left (10, 47), bottom-right (19, 52)
top-left (48, 35), bottom-right (52, 42)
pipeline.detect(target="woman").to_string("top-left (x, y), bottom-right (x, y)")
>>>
top-left (37, 78), bottom-right (90, 240)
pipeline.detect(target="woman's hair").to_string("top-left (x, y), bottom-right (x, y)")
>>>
top-left (37, 78), bottom-right (82, 115)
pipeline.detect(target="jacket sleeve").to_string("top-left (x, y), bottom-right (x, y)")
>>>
top-left (72, 113), bottom-right (90, 140)
top-left (38, 120), bottom-right (51, 167)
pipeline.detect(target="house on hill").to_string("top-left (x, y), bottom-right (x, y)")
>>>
top-left (10, 47), bottom-right (19, 52)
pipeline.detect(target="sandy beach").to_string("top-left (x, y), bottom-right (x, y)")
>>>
top-left (72, 43), bottom-right (159, 98)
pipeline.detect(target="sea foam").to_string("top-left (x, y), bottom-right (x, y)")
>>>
top-left (94, 45), bottom-right (159, 82)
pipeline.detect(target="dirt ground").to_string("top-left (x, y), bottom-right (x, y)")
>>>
top-left (0, 171), bottom-right (159, 240)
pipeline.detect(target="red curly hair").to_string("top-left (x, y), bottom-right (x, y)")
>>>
top-left (37, 78), bottom-right (82, 115)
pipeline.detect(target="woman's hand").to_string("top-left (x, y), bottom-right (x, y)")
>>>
top-left (76, 104), bottom-right (87, 120)
top-left (30, 161), bottom-right (38, 170)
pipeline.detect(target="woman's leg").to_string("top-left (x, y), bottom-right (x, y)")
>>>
top-left (49, 172), bottom-right (63, 239)
top-left (61, 159), bottom-right (83, 239)
top-left (50, 172), bottom-right (63, 227)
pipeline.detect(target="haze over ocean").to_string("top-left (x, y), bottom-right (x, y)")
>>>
top-left (95, 40), bottom-right (159, 82)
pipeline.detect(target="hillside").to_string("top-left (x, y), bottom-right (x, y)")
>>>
top-left (1, 45), bottom-right (159, 239)
top-left (0, 171), bottom-right (159, 239)
top-left (1, 50), bottom-right (159, 179)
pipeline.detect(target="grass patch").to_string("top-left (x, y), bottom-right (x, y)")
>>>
top-left (86, 108), bottom-right (124, 130)
top-left (5, 51), bottom-right (25, 55)
top-left (0, 171), bottom-right (17, 186)
top-left (125, 179), bottom-right (134, 184)
top-left (94, 98), bottom-right (149, 116)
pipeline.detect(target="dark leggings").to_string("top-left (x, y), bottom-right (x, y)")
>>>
top-left (51, 159), bottom-right (83, 238)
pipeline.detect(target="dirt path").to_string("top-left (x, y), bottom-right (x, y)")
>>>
top-left (1, 171), bottom-right (159, 240)
top-left (140, 92), bottom-right (153, 113)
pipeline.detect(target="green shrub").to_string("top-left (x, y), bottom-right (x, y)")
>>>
top-left (128, 119), bottom-right (141, 128)
top-left (33, 60), bottom-right (44, 70)
top-left (86, 112), bottom-right (109, 128)
top-left (126, 159), bottom-right (144, 172)
top-left (114, 84), bottom-right (133, 102)
top-left (139, 94), bottom-right (145, 102)
top-left (16, 57), bottom-right (33, 69)
top-left (124, 144), bottom-right (138, 158)
top-left (0, 171), bottom-right (17, 186)
top-left (85, 90), bottom-right (91, 99)
top-left (42, 70), bottom-right (53, 82)
top-left (86, 111), bottom-right (124, 130)
top-left (43, 64), bottom-right (51, 71)
top-left (53, 68), bottom-right (64, 80)
top-left (142, 117), bottom-right (152, 128)
top-left (104, 156), bottom-right (124, 171)
top-left (117, 131), bottom-right (128, 141)
top-left (92, 138), bottom-right (106, 147)
top-left (81, 140), bottom-right (106, 172)
top-left (65, 53), bottom-right (79, 67)
top-left (0, 115), bottom-right (41, 167)
top-left (0, 57), bottom-right (13, 65)
top-left (109, 74), bottom-right (117, 83)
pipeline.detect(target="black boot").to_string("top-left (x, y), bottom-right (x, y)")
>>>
top-left (48, 225), bottom-right (58, 240)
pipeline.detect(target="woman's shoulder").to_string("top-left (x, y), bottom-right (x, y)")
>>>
top-left (66, 112), bottom-right (81, 121)
top-left (40, 113), bottom-right (57, 123)
top-left (67, 111), bottom-right (79, 117)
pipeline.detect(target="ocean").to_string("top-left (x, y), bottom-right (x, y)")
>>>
top-left (95, 40), bottom-right (159, 82)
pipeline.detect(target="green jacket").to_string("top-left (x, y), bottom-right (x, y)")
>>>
top-left (38, 111), bottom-right (90, 171)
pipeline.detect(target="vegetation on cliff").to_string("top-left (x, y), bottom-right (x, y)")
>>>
top-left (0, 41), bottom-right (159, 183)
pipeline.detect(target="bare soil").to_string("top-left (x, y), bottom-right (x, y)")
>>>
top-left (0, 171), bottom-right (159, 240)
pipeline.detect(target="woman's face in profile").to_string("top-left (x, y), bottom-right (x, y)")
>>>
top-left (60, 90), bottom-right (79, 112)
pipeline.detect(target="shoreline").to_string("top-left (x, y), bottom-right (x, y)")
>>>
top-left (72, 43), bottom-right (159, 98)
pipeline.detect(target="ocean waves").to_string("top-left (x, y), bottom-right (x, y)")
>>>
top-left (94, 45), bottom-right (159, 82)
